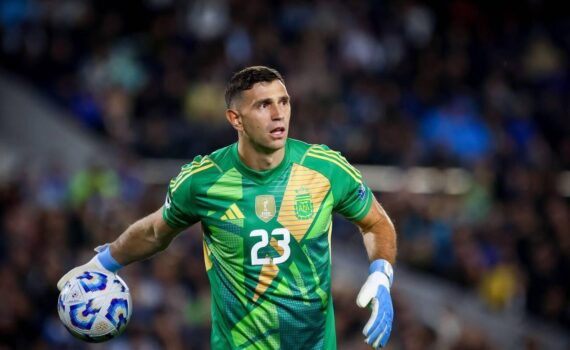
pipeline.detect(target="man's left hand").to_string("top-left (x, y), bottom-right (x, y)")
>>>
top-left (356, 259), bottom-right (394, 348)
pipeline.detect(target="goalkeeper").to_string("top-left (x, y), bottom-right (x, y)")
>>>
top-left (58, 66), bottom-right (397, 349)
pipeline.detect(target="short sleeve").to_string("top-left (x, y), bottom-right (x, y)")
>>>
top-left (334, 175), bottom-right (373, 222)
top-left (162, 164), bottom-right (201, 229)
top-left (320, 149), bottom-right (373, 221)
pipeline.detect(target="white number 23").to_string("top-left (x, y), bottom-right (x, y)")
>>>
top-left (250, 228), bottom-right (291, 265)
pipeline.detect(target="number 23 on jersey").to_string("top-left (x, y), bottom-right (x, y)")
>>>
top-left (249, 228), bottom-right (291, 265)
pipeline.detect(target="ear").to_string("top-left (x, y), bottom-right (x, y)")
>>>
top-left (226, 109), bottom-right (243, 131)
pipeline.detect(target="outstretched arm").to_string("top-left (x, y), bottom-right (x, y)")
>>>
top-left (108, 207), bottom-right (184, 266)
top-left (354, 197), bottom-right (397, 349)
top-left (57, 207), bottom-right (185, 290)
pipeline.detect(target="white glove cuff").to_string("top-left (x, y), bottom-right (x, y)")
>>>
top-left (369, 259), bottom-right (394, 287)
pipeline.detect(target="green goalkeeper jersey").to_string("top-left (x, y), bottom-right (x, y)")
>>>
top-left (163, 139), bottom-right (373, 350)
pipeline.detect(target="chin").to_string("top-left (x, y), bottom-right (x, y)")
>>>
top-left (260, 138), bottom-right (287, 153)
top-left (270, 137), bottom-right (287, 149)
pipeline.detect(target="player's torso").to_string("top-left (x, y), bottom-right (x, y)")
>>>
top-left (197, 161), bottom-right (334, 299)
top-left (194, 145), bottom-right (337, 349)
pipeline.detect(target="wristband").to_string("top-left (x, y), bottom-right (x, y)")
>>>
top-left (96, 245), bottom-right (123, 273)
top-left (369, 259), bottom-right (394, 288)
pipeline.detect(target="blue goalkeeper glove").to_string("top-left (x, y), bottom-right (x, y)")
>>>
top-left (356, 259), bottom-right (394, 348)
top-left (57, 244), bottom-right (123, 291)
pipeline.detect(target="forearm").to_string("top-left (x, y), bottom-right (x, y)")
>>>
top-left (360, 201), bottom-right (397, 265)
top-left (57, 208), bottom-right (184, 291)
top-left (108, 209), bottom-right (180, 266)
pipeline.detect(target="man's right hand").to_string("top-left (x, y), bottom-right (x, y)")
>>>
top-left (57, 244), bottom-right (123, 291)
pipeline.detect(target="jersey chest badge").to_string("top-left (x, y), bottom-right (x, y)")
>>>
top-left (255, 195), bottom-right (276, 222)
top-left (294, 188), bottom-right (314, 220)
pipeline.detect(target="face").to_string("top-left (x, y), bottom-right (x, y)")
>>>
top-left (228, 80), bottom-right (291, 153)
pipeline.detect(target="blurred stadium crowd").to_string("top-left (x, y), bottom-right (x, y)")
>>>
top-left (0, 0), bottom-right (569, 349)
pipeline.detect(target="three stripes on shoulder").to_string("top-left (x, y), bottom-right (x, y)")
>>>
top-left (305, 146), bottom-right (362, 183)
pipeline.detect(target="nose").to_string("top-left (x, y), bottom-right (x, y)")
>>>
top-left (270, 104), bottom-right (283, 120)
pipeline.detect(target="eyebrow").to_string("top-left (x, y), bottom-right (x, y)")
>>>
top-left (252, 95), bottom-right (290, 107)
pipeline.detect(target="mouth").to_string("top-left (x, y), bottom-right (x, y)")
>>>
top-left (270, 126), bottom-right (286, 138)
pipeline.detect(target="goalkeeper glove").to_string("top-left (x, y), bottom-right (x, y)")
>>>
top-left (357, 259), bottom-right (394, 348)
top-left (57, 244), bottom-right (123, 291)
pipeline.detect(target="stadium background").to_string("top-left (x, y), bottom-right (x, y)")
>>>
top-left (0, 0), bottom-right (569, 349)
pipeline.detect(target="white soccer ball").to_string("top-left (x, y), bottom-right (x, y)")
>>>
top-left (57, 271), bottom-right (132, 342)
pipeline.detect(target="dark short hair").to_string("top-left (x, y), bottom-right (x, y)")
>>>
top-left (225, 66), bottom-right (284, 108)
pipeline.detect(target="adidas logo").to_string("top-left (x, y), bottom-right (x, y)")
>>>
top-left (221, 203), bottom-right (245, 221)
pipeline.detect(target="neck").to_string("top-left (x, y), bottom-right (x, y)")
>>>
top-left (237, 139), bottom-right (286, 171)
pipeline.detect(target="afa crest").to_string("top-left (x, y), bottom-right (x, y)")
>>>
top-left (294, 188), bottom-right (314, 220)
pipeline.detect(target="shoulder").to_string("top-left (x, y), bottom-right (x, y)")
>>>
top-left (169, 145), bottom-right (232, 193)
top-left (287, 138), bottom-right (340, 165)
top-left (299, 142), bottom-right (363, 183)
top-left (285, 138), bottom-right (311, 160)
top-left (287, 138), bottom-right (339, 160)
top-left (169, 156), bottom-right (214, 193)
top-left (207, 143), bottom-right (235, 170)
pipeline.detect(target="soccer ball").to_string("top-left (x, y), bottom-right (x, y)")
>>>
top-left (57, 271), bottom-right (132, 342)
